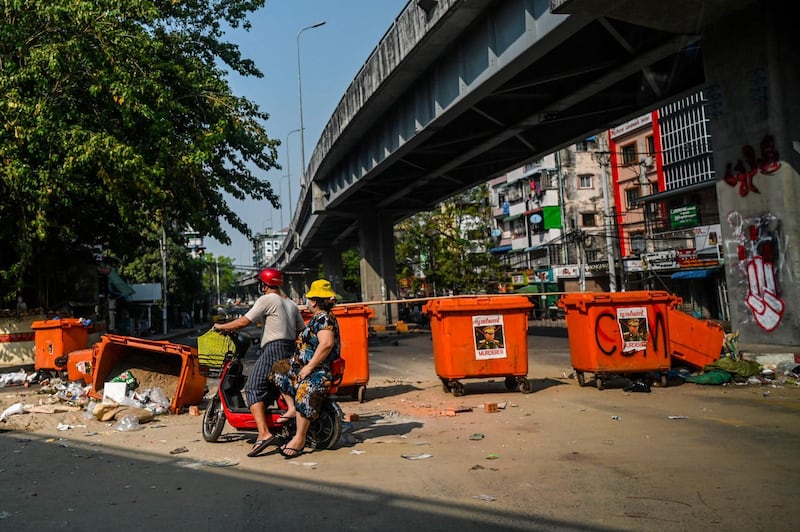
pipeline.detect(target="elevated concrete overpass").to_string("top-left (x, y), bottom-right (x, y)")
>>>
top-left (269, 1), bottom-right (800, 349)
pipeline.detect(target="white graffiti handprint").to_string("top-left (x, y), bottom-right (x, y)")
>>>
top-left (745, 255), bottom-right (784, 331)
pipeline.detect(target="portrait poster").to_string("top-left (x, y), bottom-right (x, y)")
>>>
top-left (472, 315), bottom-right (507, 360)
top-left (616, 307), bottom-right (648, 353)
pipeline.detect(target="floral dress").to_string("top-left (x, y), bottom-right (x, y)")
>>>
top-left (272, 311), bottom-right (340, 420)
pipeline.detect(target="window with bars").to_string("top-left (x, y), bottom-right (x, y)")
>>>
top-left (621, 142), bottom-right (637, 165)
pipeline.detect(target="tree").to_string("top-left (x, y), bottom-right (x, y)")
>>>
top-left (0, 0), bottom-right (279, 306)
top-left (395, 185), bottom-right (504, 295)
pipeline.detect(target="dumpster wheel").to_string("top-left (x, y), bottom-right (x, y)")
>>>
top-left (440, 377), bottom-right (452, 394)
top-left (352, 385), bottom-right (367, 403)
top-left (504, 376), bottom-right (517, 391)
top-left (517, 377), bottom-right (532, 394)
top-left (596, 375), bottom-right (605, 390)
top-left (450, 380), bottom-right (465, 397)
top-left (576, 371), bottom-right (586, 387)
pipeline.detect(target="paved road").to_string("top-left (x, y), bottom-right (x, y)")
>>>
top-left (2, 330), bottom-right (799, 531)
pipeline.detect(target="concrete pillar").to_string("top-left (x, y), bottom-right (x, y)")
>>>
top-left (321, 251), bottom-right (344, 297)
top-left (359, 214), bottom-right (398, 325)
top-left (704, 3), bottom-right (800, 345)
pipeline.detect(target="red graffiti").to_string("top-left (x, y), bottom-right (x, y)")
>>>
top-left (723, 134), bottom-right (780, 197)
top-left (593, 311), bottom-right (669, 361)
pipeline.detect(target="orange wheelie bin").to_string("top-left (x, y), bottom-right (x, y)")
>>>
top-left (558, 290), bottom-right (678, 390)
top-left (423, 295), bottom-right (533, 396)
top-left (31, 318), bottom-right (91, 374)
top-left (332, 304), bottom-right (374, 402)
top-left (303, 304), bottom-right (375, 402)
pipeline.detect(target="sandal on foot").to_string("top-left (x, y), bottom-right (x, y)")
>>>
top-left (279, 444), bottom-right (305, 460)
top-left (247, 438), bottom-right (273, 457)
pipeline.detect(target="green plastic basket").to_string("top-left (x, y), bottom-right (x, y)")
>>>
top-left (197, 330), bottom-right (235, 375)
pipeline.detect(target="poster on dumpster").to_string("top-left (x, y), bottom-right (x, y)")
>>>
top-left (617, 307), bottom-right (648, 353)
top-left (472, 315), bottom-right (507, 360)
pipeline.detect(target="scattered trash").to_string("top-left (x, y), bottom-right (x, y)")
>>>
top-left (623, 380), bottom-right (651, 393)
top-left (350, 449), bottom-right (365, 455)
top-left (611, 415), bottom-right (621, 420)
top-left (668, 416), bottom-right (688, 420)
top-left (485, 453), bottom-right (500, 460)
top-left (113, 414), bottom-right (143, 432)
top-left (469, 433), bottom-right (485, 440)
top-left (201, 458), bottom-right (238, 467)
top-left (176, 458), bottom-right (238, 469)
top-left (0, 402), bottom-right (27, 422)
top-left (288, 461), bottom-right (318, 468)
top-left (0, 369), bottom-right (29, 388)
top-left (470, 464), bottom-right (485, 470)
top-left (401, 453), bottom-right (432, 460)
top-left (57, 422), bottom-right (85, 431)
top-left (473, 494), bottom-right (496, 501)
top-left (169, 447), bottom-right (189, 455)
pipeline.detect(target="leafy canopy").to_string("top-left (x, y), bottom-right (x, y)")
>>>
top-left (395, 185), bottom-right (504, 296)
top-left (0, 0), bottom-right (278, 303)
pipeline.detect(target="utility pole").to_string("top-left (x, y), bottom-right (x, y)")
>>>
top-left (593, 149), bottom-right (617, 292)
top-left (160, 225), bottom-right (168, 334)
top-left (555, 151), bottom-right (568, 265)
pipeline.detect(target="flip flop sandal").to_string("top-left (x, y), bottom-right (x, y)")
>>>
top-left (279, 444), bottom-right (305, 460)
top-left (247, 438), bottom-right (273, 457)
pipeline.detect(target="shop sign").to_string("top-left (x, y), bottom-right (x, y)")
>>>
top-left (676, 248), bottom-right (720, 268)
top-left (670, 205), bottom-right (698, 229)
top-left (554, 265), bottom-right (579, 279)
top-left (623, 258), bottom-right (645, 272)
top-left (642, 250), bottom-right (678, 270)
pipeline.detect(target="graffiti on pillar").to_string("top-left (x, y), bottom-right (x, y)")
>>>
top-left (722, 134), bottom-right (781, 197)
top-left (726, 211), bottom-right (785, 331)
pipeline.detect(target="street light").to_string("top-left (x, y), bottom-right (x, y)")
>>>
top-left (284, 128), bottom-right (301, 225)
top-left (296, 21), bottom-right (326, 187)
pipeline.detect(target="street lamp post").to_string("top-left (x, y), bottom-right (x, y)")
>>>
top-left (284, 128), bottom-right (301, 225)
top-left (296, 21), bottom-right (326, 187)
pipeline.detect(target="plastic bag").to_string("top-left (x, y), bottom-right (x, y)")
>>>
top-left (114, 414), bottom-right (143, 431)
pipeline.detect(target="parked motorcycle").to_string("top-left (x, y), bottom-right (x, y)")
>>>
top-left (200, 330), bottom-right (344, 451)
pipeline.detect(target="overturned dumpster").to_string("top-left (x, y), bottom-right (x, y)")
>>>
top-left (667, 308), bottom-right (725, 370)
top-left (87, 334), bottom-right (206, 414)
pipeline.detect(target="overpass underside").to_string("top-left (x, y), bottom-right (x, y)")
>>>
top-left (280, 0), bottom-right (707, 273)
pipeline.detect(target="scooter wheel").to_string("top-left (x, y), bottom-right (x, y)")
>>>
top-left (202, 396), bottom-right (226, 442)
top-left (306, 400), bottom-right (342, 450)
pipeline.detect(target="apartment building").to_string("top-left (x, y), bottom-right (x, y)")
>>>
top-left (490, 91), bottom-right (728, 321)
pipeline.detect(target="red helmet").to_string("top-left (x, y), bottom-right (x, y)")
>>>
top-left (257, 268), bottom-right (284, 287)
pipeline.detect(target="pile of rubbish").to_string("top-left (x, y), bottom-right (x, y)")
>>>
top-left (0, 368), bottom-right (173, 431)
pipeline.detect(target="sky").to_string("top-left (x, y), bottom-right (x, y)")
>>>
top-left (203, 0), bottom-right (410, 266)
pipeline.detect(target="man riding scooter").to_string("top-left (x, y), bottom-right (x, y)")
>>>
top-left (213, 268), bottom-right (304, 457)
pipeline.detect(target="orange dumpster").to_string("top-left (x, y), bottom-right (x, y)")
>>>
top-left (423, 295), bottom-right (533, 396)
top-left (88, 334), bottom-right (206, 414)
top-left (558, 291), bottom-right (678, 389)
top-left (668, 309), bottom-right (725, 369)
top-left (66, 348), bottom-right (95, 383)
top-left (303, 304), bottom-right (375, 402)
top-left (31, 318), bottom-right (91, 373)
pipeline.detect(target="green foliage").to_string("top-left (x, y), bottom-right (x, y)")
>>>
top-left (340, 248), bottom-right (361, 300)
top-left (0, 0), bottom-right (278, 306)
top-left (395, 185), bottom-right (503, 295)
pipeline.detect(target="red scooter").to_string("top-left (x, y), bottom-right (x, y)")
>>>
top-left (201, 330), bottom-right (345, 451)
